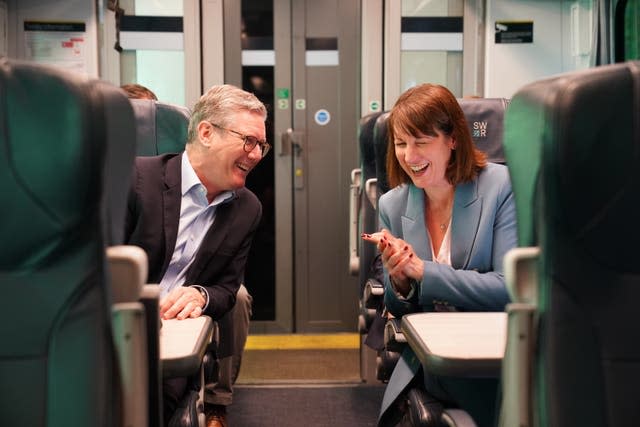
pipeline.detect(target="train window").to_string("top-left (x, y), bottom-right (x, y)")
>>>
top-left (623, 0), bottom-right (640, 60)
top-left (400, 0), bottom-right (463, 95)
top-left (614, 0), bottom-right (640, 61)
top-left (400, 0), bottom-right (463, 96)
top-left (119, 0), bottom-right (186, 106)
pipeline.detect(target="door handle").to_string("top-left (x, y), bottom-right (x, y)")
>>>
top-left (280, 128), bottom-right (305, 155)
top-left (279, 128), bottom-right (293, 156)
top-left (280, 129), bottom-right (305, 189)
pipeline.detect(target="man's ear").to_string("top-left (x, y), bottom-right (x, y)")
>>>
top-left (198, 121), bottom-right (214, 147)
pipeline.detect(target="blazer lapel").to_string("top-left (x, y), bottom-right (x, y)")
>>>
top-left (401, 185), bottom-right (432, 261)
top-left (161, 155), bottom-right (182, 275)
top-left (451, 178), bottom-right (481, 269)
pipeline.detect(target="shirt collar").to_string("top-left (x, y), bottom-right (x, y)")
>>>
top-left (181, 152), bottom-right (235, 205)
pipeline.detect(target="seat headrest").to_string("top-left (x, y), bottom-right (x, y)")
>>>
top-left (547, 63), bottom-right (640, 273)
top-left (506, 61), bottom-right (640, 273)
top-left (96, 81), bottom-right (136, 245)
top-left (457, 98), bottom-right (509, 164)
top-left (130, 99), bottom-right (190, 156)
top-left (0, 59), bottom-right (106, 268)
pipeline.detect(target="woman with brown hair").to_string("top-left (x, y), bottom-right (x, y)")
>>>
top-left (363, 84), bottom-right (517, 427)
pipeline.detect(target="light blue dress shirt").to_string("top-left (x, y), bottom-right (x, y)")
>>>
top-left (159, 152), bottom-right (234, 307)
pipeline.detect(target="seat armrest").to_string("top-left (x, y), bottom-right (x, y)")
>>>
top-left (498, 247), bottom-right (539, 427)
top-left (363, 278), bottom-right (384, 308)
top-left (384, 317), bottom-right (407, 352)
top-left (107, 245), bottom-right (151, 427)
top-left (365, 178), bottom-right (378, 209)
top-left (140, 284), bottom-right (162, 427)
top-left (504, 246), bottom-right (540, 305)
top-left (112, 302), bottom-right (149, 427)
top-left (107, 245), bottom-right (148, 303)
top-left (401, 312), bottom-right (506, 377)
top-left (349, 168), bottom-right (362, 275)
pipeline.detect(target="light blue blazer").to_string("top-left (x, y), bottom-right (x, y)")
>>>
top-left (378, 162), bottom-right (517, 424)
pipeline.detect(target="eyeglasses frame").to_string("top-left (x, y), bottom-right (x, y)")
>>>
top-left (207, 121), bottom-right (271, 157)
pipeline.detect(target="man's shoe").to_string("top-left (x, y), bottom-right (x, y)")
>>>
top-left (205, 405), bottom-right (228, 427)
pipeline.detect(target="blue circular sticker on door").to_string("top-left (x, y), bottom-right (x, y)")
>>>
top-left (314, 109), bottom-right (331, 126)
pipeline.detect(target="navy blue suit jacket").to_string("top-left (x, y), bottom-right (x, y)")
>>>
top-left (124, 152), bottom-right (262, 322)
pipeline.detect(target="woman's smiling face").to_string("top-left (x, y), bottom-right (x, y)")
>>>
top-left (393, 128), bottom-right (455, 189)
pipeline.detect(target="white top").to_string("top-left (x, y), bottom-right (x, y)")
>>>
top-left (430, 217), bottom-right (452, 266)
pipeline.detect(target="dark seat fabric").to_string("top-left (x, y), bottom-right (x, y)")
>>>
top-left (457, 97), bottom-right (509, 164)
top-left (97, 81), bottom-right (137, 246)
top-left (372, 111), bottom-right (391, 196)
top-left (357, 112), bottom-right (386, 354)
top-left (358, 112), bottom-right (383, 294)
top-left (504, 61), bottom-right (640, 427)
top-left (130, 99), bottom-right (190, 156)
top-left (0, 60), bottom-right (121, 426)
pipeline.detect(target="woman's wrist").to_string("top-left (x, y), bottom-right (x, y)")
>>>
top-left (390, 276), bottom-right (411, 297)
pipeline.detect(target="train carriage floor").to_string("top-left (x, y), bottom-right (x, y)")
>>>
top-left (227, 333), bottom-right (385, 427)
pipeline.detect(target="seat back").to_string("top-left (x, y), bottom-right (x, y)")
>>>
top-left (130, 99), bottom-right (190, 156)
top-left (372, 111), bottom-right (391, 196)
top-left (458, 97), bottom-right (509, 164)
top-left (503, 61), bottom-right (640, 427)
top-left (97, 81), bottom-right (137, 245)
top-left (0, 60), bottom-right (119, 426)
top-left (358, 112), bottom-right (384, 291)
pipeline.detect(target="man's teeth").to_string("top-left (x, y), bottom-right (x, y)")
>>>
top-left (237, 163), bottom-right (249, 171)
top-left (410, 163), bottom-right (429, 172)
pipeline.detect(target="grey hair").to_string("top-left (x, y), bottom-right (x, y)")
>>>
top-left (187, 84), bottom-right (267, 144)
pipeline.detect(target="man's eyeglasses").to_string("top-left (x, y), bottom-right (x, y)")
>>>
top-left (209, 122), bottom-right (271, 157)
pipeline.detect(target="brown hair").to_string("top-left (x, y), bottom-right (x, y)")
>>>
top-left (386, 84), bottom-right (486, 188)
top-left (121, 83), bottom-right (158, 101)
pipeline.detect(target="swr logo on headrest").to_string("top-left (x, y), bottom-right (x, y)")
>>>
top-left (472, 121), bottom-right (487, 138)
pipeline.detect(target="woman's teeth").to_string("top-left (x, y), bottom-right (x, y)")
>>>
top-left (410, 163), bottom-right (429, 173)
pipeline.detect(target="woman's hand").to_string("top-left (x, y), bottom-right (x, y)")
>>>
top-left (362, 229), bottom-right (424, 296)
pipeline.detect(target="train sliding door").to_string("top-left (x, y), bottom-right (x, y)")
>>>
top-left (203, 0), bottom-right (360, 333)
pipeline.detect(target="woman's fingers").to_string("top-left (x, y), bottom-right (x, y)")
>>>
top-left (361, 231), bottom-right (384, 244)
top-left (388, 251), bottom-right (411, 276)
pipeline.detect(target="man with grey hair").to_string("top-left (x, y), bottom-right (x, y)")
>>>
top-left (125, 84), bottom-right (270, 427)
